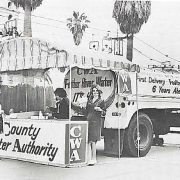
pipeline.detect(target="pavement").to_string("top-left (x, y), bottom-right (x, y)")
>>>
top-left (0, 130), bottom-right (180, 180)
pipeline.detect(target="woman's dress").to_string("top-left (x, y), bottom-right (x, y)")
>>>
top-left (86, 98), bottom-right (105, 142)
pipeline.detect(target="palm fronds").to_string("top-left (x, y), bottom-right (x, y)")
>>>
top-left (67, 11), bottom-right (90, 45)
top-left (113, 1), bottom-right (151, 35)
top-left (10, 0), bottom-right (43, 10)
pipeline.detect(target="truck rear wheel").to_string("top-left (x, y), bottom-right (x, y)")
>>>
top-left (123, 113), bottom-right (153, 157)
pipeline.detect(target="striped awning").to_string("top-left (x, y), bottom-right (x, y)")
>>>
top-left (0, 37), bottom-right (140, 72)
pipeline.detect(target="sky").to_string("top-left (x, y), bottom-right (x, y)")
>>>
top-left (2, 0), bottom-right (180, 68)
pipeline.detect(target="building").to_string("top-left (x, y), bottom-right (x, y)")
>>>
top-left (0, 0), bottom-right (20, 39)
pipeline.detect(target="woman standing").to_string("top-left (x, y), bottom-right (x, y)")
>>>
top-left (72, 84), bottom-right (106, 165)
top-left (86, 84), bottom-right (106, 165)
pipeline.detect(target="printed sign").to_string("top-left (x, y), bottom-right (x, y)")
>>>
top-left (118, 73), bottom-right (132, 94)
top-left (0, 119), bottom-right (88, 166)
top-left (136, 71), bottom-right (180, 97)
top-left (64, 67), bottom-right (116, 110)
top-left (68, 123), bottom-right (87, 164)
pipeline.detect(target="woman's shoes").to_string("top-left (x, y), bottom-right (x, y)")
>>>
top-left (88, 159), bottom-right (97, 166)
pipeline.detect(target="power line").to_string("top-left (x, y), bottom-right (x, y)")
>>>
top-left (0, 15), bottom-right (158, 64)
top-left (133, 47), bottom-right (162, 64)
top-left (121, 38), bottom-right (162, 64)
top-left (27, 13), bottom-right (67, 24)
top-left (29, 13), bottom-right (180, 63)
top-left (134, 36), bottom-right (180, 63)
top-left (0, 9), bottom-right (116, 37)
top-left (2, 7), bottom-right (180, 64)
top-left (0, 16), bottom-right (97, 36)
top-left (2, 6), bottom-right (180, 63)
top-left (32, 13), bottom-right (117, 34)
top-left (134, 36), bottom-right (167, 56)
top-left (3, 8), bottom-right (117, 34)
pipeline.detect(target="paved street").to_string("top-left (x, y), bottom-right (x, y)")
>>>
top-left (0, 129), bottom-right (180, 180)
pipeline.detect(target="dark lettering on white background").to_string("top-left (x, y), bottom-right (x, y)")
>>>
top-left (81, 78), bottom-right (94, 88)
top-left (96, 76), bottom-right (112, 87)
top-left (138, 75), bottom-right (180, 96)
top-left (0, 138), bottom-right (12, 151)
top-left (12, 139), bottom-right (58, 162)
top-left (173, 87), bottom-right (180, 94)
top-left (73, 92), bottom-right (84, 102)
top-left (77, 68), bottom-right (98, 76)
top-left (4, 122), bottom-right (40, 140)
top-left (159, 86), bottom-right (170, 94)
top-left (0, 122), bottom-right (59, 162)
top-left (139, 76), bottom-right (180, 87)
top-left (152, 86), bottom-right (157, 93)
top-left (65, 76), bottom-right (112, 89)
top-left (138, 77), bottom-right (147, 82)
top-left (169, 79), bottom-right (180, 86)
top-left (149, 77), bottom-right (165, 86)
top-left (64, 78), bottom-right (81, 89)
top-left (65, 68), bottom-right (113, 90)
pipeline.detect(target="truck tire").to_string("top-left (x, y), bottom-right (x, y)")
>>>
top-left (123, 113), bottom-right (153, 157)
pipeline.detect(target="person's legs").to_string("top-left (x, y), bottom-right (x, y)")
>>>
top-left (91, 142), bottom-right (97, 163)
top-left (88, 142), bottom-right (97, 165)
top-left (87, 143), bottom-right (92, 163)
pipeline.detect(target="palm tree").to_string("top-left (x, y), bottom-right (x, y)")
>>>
top-left (10, 0), bottom-right (43, 37)
top-left (67, 11), bottom-right (90, 46)
top-left (113, 1), bottom-right (151, 61)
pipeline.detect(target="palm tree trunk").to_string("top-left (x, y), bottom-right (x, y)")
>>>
top-left (24, 1), bottom-right (32, 37)
top-left (126, 35), bottom-right (133, 62)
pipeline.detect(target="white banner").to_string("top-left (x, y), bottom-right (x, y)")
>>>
top-left (136, 71), bottom-right (180, 98)
top-left (0, 119), bottom-right (88, 166)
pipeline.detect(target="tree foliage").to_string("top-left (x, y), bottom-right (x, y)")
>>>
top-left (10, 0), bottom-right (43, 37)
top-left (10, 0), bottom-right (43, 10)
top-left (67, 11), bottom-right (90, 46)
top-left (113, 1), bottom-right (151, 35)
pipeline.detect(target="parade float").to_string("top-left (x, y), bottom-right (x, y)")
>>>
top-left (1, 37), bottom-right (180, 166)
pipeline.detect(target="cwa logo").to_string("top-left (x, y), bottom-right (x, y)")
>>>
top-left (69, 124), bottom-right (87, 163)
top-left (119, 73), bottom-right (132, 94)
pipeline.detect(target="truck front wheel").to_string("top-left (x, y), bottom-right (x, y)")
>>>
top-left (123, 113), bottom-right (153, 157)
